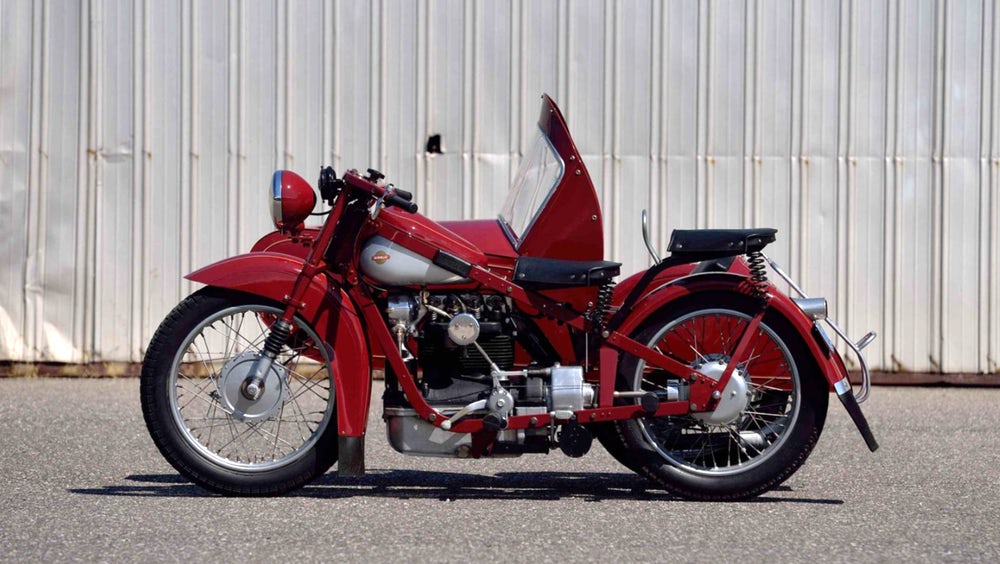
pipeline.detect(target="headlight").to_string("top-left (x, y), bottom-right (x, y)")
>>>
top-left (270, 170), bottom-right (317, 231)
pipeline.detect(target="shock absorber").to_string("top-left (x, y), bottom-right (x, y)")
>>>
top-left (242, 319), bottom-right (293, 400)
top-left (592, 281), bottom-right (616, 334)
top-left (746, 250), bottom-right (769, 304)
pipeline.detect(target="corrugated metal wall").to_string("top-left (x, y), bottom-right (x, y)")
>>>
top-left (1, 0), bottom-right (999, 375)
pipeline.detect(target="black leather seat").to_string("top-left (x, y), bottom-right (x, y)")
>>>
top-left (513, 256), bottom-right (621, 288)
top-left (667, 228), bottom-right (777, 261)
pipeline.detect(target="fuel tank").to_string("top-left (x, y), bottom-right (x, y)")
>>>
top-left (359, 235), bottom-right (470, 286)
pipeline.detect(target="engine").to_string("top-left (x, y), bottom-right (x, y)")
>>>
top-left (381, 292), bottom-right (596, 458)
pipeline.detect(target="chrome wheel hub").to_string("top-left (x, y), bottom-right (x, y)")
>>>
top-left (217, 350), bottom-right (289, 422)
top-left (692, 357), bottom-right (750, 425)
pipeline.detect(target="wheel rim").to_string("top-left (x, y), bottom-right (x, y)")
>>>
top-left (169, 304), bottom-right (335, 472)
top-left (634, 308), bottom-right (800, 476)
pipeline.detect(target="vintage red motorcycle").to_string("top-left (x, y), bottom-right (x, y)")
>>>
top-left (141, 95), bottom-right (877, 500)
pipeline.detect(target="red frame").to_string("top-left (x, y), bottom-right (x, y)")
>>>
top-left (196, 95), bottom-right (858, 450)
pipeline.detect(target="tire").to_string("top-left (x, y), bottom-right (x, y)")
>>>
top-left (613, 291), bottom-right (828, 500)
top-left (140, 287), bottom-right (338, 496)
top-left (593, 423), bottom-right (644, 474)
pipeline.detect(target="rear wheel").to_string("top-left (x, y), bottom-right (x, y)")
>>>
top-left (140, 288), bottom-right (338, 495)
top-left (613, 292), bottom-right (828, 500)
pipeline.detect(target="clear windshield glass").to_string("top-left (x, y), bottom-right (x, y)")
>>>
top-left (499, 126), bottom-right (565, 244)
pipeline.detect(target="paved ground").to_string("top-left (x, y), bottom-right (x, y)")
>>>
top-left (0, 378), bottom-right (998, 562)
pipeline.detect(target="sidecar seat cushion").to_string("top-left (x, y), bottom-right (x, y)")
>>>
top-left (513, 257), bottom-right (621, 288)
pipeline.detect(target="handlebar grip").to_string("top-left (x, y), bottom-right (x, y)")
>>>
top-left (394, 188), bottom-right (413, 201)
top-left (387, 193), bottom-right (418, 213)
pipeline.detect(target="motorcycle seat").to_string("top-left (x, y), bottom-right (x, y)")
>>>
top-left (667, 228), bottom-right (777, 260)
top-left (513, 256), bottom-right (621, 288)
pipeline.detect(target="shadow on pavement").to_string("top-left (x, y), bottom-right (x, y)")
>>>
top-left (69, 470), bottom-right (843, 505)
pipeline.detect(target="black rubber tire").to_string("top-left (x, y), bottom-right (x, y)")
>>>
top-left (140, 288), bottom-right (338, 496)
top-left (613, 292), bottom-right (828, 501)
top-left (593, 423), bottom-right (645, 474)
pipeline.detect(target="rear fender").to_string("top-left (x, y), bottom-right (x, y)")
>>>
top-left (616, 272), bottom-right (847, 392)
top-left (187, 253), bottom-right (373, 438)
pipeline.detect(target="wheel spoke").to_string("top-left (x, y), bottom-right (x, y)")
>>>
top-left (168, 301), bottom-right (334, 473)
top-left (633, 305), bottom-right (804, 477)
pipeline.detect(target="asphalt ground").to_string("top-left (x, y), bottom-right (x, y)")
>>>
top-left (0, 378), bottom-right (998, 563)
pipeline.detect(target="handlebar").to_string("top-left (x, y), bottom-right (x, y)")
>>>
top-left (386, 192), bottom-right (418, 213)
top-left (342, 169), bottom-right (419, 214)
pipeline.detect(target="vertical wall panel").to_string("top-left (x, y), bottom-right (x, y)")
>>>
top-left (93, 0), bottom-right (135, 360)
top-left (473, 0), bottom-right (513, 218)
top-left (613, 0), bottom-right (654, 275)
top-left (0, 0), bottom-right (998, 375)
top-left (894, 0), bottom-right (937, 372)
top-left (383, 0), bottom-right (420, 215)
top-left (755, 0), bottom-right (794, 269)
top-left (37, 0), bottom-right (85, 361)
top-left (662, 0), bottom-right (700, 240)
top-left (424, 0), bottom-right (466, 220)
top-left (989, 1), bottom-right (1000, 374)
top-left (144, 0), bottom-right (184, 345)
top-left (847, 0), bottom-right (889, 368)
top-left (941, 0), bottom-right (985, 373)
top-left (191, 1), bottom-right (231, 271)
top-left (0, 0), bottom-right (34, 359)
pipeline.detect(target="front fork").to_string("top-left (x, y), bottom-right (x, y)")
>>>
top-left (242, 319), bottom-right (293, 400)
top-left (239, 185), bottom-right (351, 411)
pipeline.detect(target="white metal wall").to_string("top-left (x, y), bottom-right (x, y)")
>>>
top-left (1, 0), bottom-right (999, 375)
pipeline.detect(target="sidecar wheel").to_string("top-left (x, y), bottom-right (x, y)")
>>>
top-left (613, 292), bottom-right (828, 501)
top-left (140, 288), bottom-right (338, 496)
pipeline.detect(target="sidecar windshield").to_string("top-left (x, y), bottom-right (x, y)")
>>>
top-left (499, 126), bottom-right (565, 243)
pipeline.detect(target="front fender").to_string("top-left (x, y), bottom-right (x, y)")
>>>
top-left (187, 253), bottom-right (372, 438)
top-left (616, 272), bottom-right (847, 392)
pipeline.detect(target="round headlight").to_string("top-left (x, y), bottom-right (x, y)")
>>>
top-left (270, 170), bottom-right (317, 231)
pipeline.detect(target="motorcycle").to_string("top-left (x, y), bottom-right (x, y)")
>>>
top-left (140, 94), bottom-right (878, 500)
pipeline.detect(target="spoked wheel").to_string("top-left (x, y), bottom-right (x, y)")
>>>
top-left (613, 291), bottom-right (828, 500)
top-left (140, 288), bottom-right (338, 495)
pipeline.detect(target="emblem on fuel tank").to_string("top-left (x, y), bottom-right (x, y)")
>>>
top-left (371, 250), bottom-right (391, 265)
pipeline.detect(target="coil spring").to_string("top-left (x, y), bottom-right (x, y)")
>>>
top-left (746, 251), bottom-right (769, 302)
top-left (592, 281), bottom-right (616, 334)
top-left (262, 320), bottom-right (293, 356)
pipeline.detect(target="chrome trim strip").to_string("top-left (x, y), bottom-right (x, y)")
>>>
top-left (271, 170), bottom-right (283, 201)
top-left (271, 170), bottom-right (283, 223)
top-left (833, 376), bottom-right (852, 396)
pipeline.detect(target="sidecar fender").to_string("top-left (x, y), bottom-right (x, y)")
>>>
top-left (187, 252), bottom-right (373, 439)
top-left (616, 272), bottom-right (847, 392)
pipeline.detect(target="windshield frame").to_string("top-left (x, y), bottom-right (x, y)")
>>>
top-left (497, 125), bottom-right (566, 249)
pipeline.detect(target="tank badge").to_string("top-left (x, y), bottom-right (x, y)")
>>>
top-left (371, 250), bottom-right (391, 265)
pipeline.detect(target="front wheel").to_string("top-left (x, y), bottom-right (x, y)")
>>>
top-left (140, 288), bottom-right (338, 495)
top-left (612, 292), bottom-right (828, 500)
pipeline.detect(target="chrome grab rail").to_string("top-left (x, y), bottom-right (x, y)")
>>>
top-left (763, 254), bottom-right (874, 403)
top-left (641, 210), bottom-right (661, 265)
